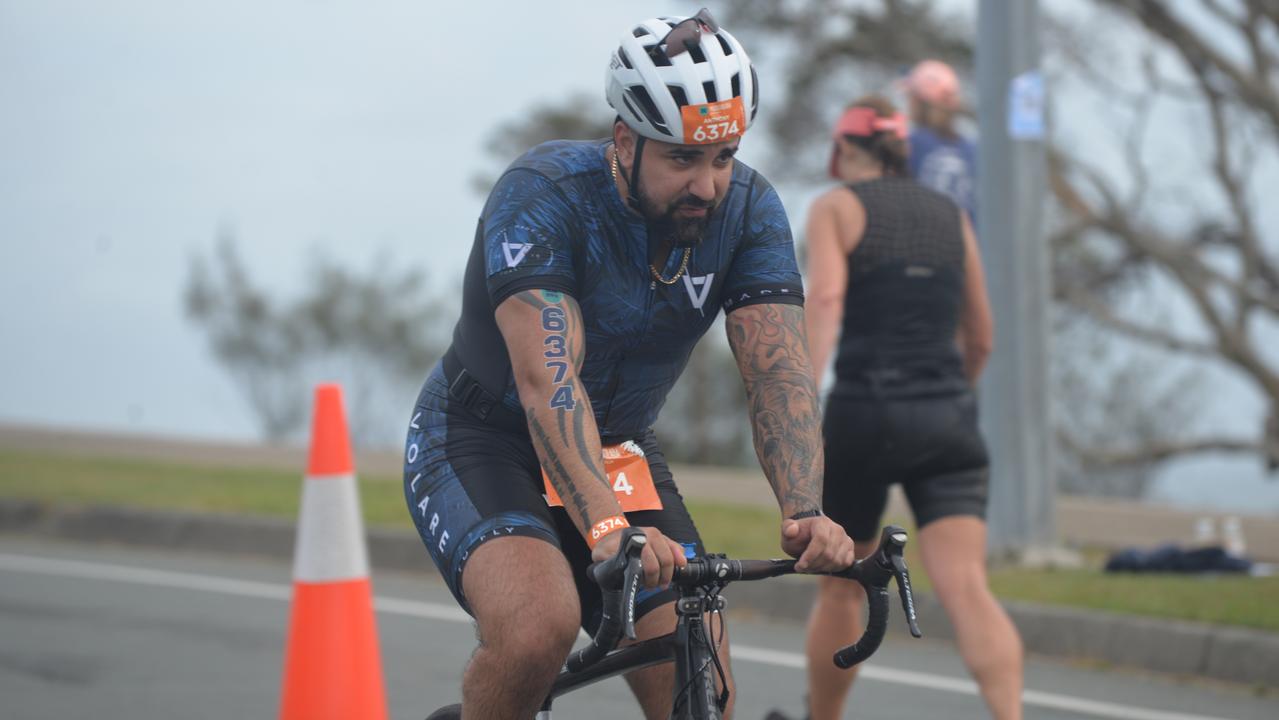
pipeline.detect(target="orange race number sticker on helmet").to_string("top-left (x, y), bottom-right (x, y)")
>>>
top-left (681, 97), bottom-right (746, 145)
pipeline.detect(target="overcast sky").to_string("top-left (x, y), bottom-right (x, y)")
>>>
top-left (1, 0), bottom-right (1275, 513)
top-left (0, 0), bottom-right (681, 435)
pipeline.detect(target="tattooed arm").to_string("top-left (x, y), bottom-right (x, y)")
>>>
top-left (726, 302), bottom-right (854, 571)
top-left (726, 302), bottom-right (824, 515)
top-left (495, 288), bottom-right (684, 581)
top-left (494, 289), bottom-right (617, 538)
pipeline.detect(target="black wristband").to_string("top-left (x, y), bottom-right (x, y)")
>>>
top-left (788, 509), bottom-right (823, 521)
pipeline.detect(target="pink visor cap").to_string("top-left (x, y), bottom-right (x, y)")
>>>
top-left (827, 106), bottom-right (909, 178)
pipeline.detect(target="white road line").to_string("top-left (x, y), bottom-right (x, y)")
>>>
top-left (730, 646), bottom-right (1239, 720)
top-left (0, 552), bottom-right (292, 601)
top-left (0, 553), bottom-right (1242, 720)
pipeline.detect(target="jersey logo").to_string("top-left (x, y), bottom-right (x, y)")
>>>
top-left (682, 272), bottom-right (715, 316)
top-left (502, 241), bottom-right (531, 268)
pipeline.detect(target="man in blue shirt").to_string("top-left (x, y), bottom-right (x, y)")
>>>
top-left (905, 60), bottom-right (979, 226)
top-left (404, 10), bottom-right (854, 718)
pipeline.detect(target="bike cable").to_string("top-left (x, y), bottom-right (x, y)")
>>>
top-left (706, 585), bottom-right (730, 712)
top-left (671, 585), bottom-right (732, 716)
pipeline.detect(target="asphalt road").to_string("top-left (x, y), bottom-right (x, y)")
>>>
top-left (1, 538), bottom-right (1274, 720)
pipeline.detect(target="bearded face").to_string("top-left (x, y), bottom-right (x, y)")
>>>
top-left (615, 128), bottom-right (740, 248)
top-left (636, 186), bottom-right (716, 248)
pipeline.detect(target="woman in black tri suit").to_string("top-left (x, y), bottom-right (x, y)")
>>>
top-left (798, 96), bottom-right (1023, 720)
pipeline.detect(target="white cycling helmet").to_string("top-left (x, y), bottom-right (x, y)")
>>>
top-left (606, 9), bottom-right (758, 145)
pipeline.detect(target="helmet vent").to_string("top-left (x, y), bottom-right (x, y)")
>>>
top-left (621, 95), bottom-right (642, 122)
top-left (717, 34), bottom-right (733, 56)
top-left (730, 72), bottom-right (740, 100)
top-left (626, 86), bottom-right (673, 136)
top-left (618, 48), bottom-right (634, 70)
top-left (686, 43), bottom-right (707, 64)
top-left (702, 80), bottom-right (718, 103)
top-left (669, 85), bottom-right (689, 108)
top-left (648, 46), bottom-right (673, 67)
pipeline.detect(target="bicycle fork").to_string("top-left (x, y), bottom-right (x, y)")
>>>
top-left (673, 588), bottom-right (728, 720)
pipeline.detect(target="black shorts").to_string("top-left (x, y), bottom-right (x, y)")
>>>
top-left (822, 389), bottom-right (989, 542)
top-left (403, 362), bottom-right (703, 635)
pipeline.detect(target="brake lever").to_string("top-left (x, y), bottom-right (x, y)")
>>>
top-left (889, 545), bottom-right (922, 638)
top-left (830, 525), bottom-right (922, 669)
top-left (875, 526), bottom-right (922, 638)
top-left (619, 535), bottom-right (645, 640)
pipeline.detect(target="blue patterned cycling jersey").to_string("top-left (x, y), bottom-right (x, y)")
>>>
top-left (446, 139), bottom-right (804, 442)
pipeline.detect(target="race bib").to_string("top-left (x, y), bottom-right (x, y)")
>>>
top-left (543, 440), bottom-right (663, 513)
top-left (681, 97), bottom-right (746, 145)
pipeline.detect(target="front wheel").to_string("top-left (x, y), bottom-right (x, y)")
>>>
top-left (424, 703), bottom-right (462, 720)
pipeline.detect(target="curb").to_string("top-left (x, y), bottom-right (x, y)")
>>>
top-left (723, 576), bottom-right (1279, 686)
top-left (2, 500), bottom-right (1275, 688)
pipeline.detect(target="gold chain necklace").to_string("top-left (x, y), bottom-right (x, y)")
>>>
top-left (651, 246), bottom-right (691, 285)
top-left (611, 147), bottom-right (692, 286)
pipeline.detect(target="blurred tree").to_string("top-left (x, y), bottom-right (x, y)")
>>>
top-left (1054, 316), bottom-right (1205, 497)
top-left (470, 93), bottom-right (615, 195)
top-left (184, 232), bottom-right (305, 442)
top-left (1047, 0), bottom-right (1279, 476)
top-left (185, 230), bottom-right (456, 446)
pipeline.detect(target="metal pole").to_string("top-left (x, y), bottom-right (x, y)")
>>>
top-left (976, 0), bottom-right (1056, 560)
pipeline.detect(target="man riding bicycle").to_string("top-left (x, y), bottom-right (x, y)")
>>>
top-left (403, 10), bottom-right (855, 718)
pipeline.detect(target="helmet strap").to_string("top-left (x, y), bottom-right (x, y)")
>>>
top-left (627, 135), bottom-right (646, 212)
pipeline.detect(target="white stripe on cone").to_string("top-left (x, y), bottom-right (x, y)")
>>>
top-left (293, 473), bottom-right (370, 583)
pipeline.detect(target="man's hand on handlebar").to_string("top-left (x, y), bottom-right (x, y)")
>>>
top-left (781, 514), bottom-right (856, 572)
top-left (573, 523), bottom-right (919, 675)
top-left (592, 526), bottom-right (687, 589)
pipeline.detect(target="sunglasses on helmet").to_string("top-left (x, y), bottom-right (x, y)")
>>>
top-left (658, 8), bottom-right (719, 58)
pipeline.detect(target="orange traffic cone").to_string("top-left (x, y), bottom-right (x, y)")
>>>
top-left (279, 383), bottom-right (388, 720)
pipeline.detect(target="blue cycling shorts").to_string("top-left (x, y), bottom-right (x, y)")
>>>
top-left (403, 361), bottom-right (704, 635)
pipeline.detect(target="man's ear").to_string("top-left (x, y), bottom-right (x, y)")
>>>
top-left (612, 122), bottom-right (637, 166)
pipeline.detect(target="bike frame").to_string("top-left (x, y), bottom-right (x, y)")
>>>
top-left (538, 584), bottom-right (728, 719)
top-left (427, 526), bottom-right (918, 720)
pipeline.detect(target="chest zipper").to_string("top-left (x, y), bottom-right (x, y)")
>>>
top-left (598, 350), bottom-right (626, 430)
top-left (602, 273), bottom-right (658, 431)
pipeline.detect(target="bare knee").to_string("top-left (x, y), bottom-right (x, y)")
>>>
top-left (482, 606), bottom-right (579, 667)
top-left (930, 565), bottom-right (992, 610)
top-left (918, 517), bottom-right (998, 610)
top-left (464, 537), bottom-right (582, 669)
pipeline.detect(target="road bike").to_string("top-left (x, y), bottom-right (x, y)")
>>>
top-left (426, 524), bottom-right (921, 719)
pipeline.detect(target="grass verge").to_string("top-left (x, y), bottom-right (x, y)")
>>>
top-left (3, 448), bottom-right (1277, 631)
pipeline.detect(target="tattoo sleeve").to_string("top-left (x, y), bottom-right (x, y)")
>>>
top-left (725, 303), bottom-right (824, 516)
top-left (495, 289), bottom-right (619, 537)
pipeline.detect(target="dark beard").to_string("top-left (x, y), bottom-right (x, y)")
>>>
top-left (638, 189), bottom-right (714, 248)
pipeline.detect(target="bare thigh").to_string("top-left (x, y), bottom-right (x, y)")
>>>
top-left (462, 536), bottom-right (582, 654)
top-left (917, 515), bottom-right (991, 595)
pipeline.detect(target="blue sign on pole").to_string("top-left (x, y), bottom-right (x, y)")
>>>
top-left (1007, 70), bottom-right (1045, 140)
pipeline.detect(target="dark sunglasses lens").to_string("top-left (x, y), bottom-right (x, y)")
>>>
top-left (693, 8), bottom-right (718, 32)
top-left (663, 19), bottom-right (699, 57)
top-left (662, 10), bottom-right (719, 58)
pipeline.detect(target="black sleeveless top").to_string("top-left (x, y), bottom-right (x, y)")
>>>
top-left (832, 177), bottom-right (969, 399)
